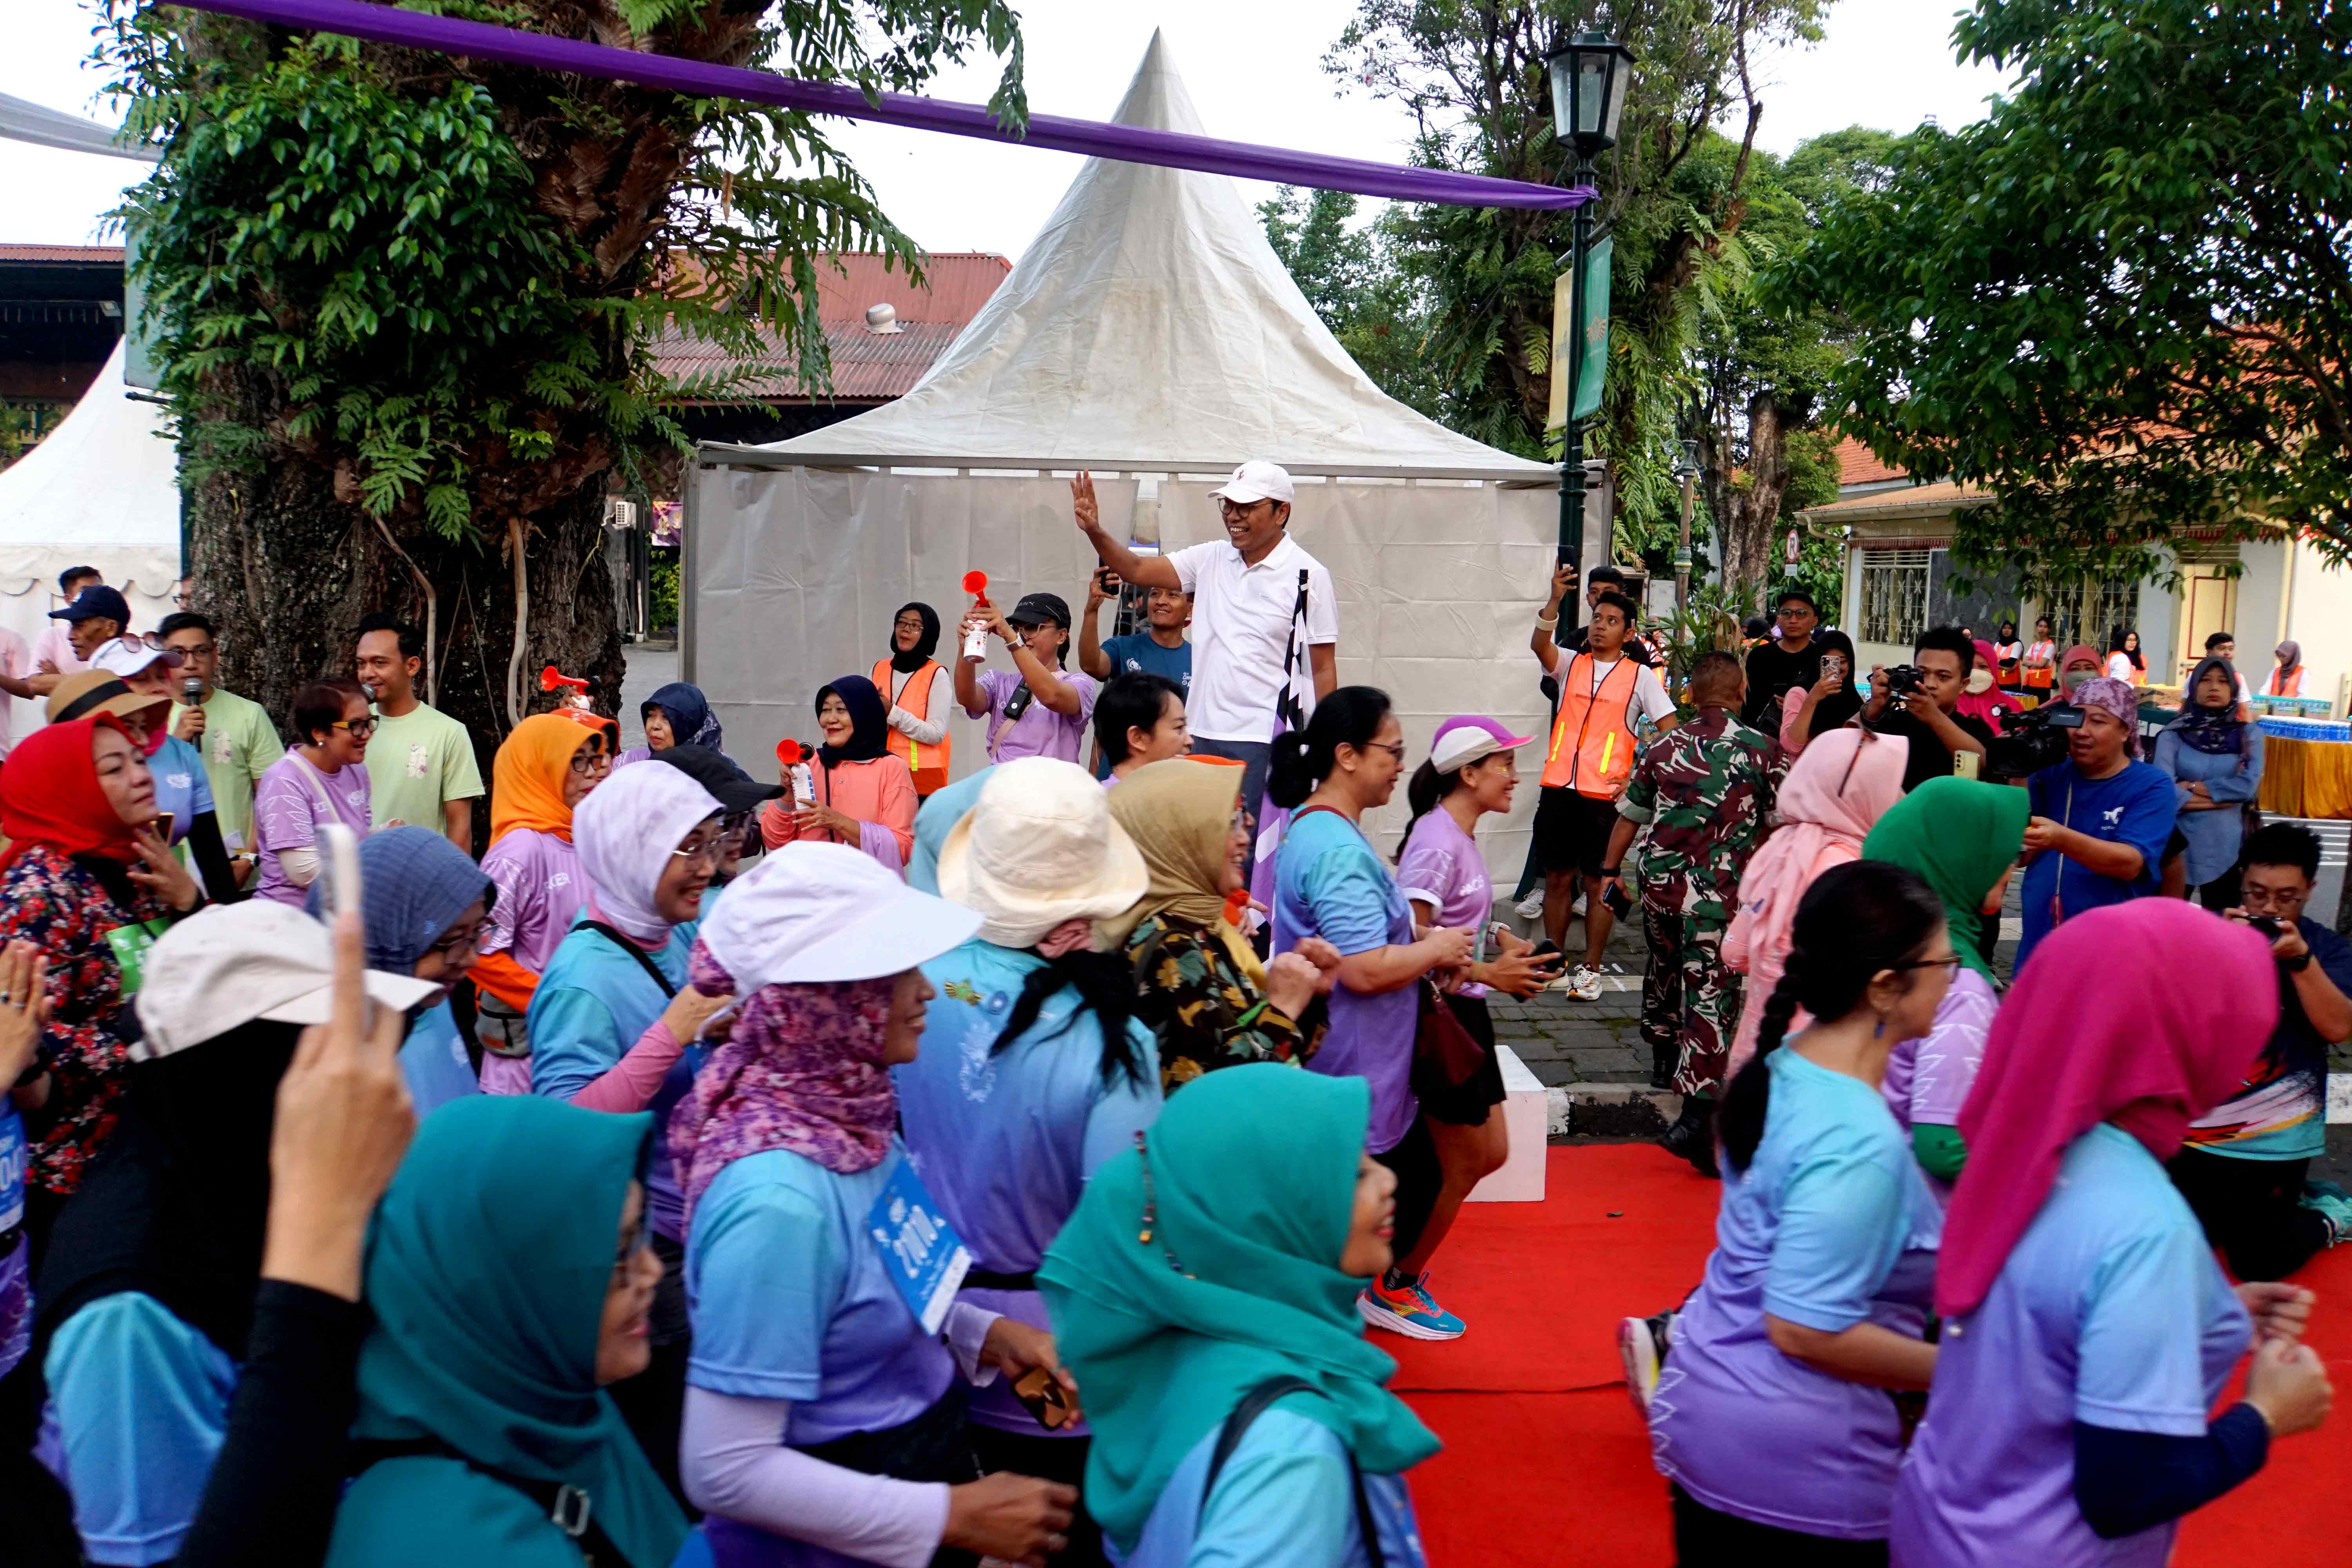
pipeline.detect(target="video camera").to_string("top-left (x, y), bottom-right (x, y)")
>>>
top-left (1984, 702), bottom-right (2082, 777)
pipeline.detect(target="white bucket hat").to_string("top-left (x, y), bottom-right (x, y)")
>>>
top-left (935, 757), bottom-right (1150, 948)
top-left (699, 840), bottom-right (984, 988)
top-left (133, 901), bottom-right (441, 1062)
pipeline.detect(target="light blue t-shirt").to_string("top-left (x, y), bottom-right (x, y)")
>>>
top-left (907, 768), bottom-right (992, 895)
top-left (1114, 1403), bottom-right (1426, 1568)
top-left (44, 1291), bottom-right (238, 1566)
top-left (529, 912), bottom-right (698, 1238)
top-left (149, 733), bottom-right (217, 847)
top-left (1649, 1047), bottom-right (1941, 1539)
top-left (1892, 1123), bottom-right (2252, 1568)
top-left (684, 1143), bottom-right (953, 1446)
top-left (1273, 809), bottom-right (1417, 1154)
top-left (399, 1000), bottom-right (480, 1120)
top-left (898, 938), bottom-right (1160, 1432)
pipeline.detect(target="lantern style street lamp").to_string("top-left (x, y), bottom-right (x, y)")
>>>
top-left (1544, 31), bottom-right (1635, 578)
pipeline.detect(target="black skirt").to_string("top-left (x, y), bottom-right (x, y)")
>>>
top-left (1417, 991), bottom-right (1508, 1126)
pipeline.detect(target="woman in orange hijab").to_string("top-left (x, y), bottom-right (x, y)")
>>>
top-left (473, 713), bottom-right (615, 1093)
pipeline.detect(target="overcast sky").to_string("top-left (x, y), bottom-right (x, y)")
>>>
top-left (6, 0), bottom-right (2009, 256)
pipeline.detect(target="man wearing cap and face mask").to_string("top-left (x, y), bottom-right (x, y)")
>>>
top-left (955, 589), bottom-right (1100, 766)
top-left (1070, 461), bottom-right (1339, 824)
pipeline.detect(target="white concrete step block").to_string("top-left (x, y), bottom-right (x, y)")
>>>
top-left (1466, 1044), bottom-right (1548, 1203)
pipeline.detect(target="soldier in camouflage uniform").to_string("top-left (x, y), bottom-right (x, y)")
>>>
top-left (1605, 651), bottom-right (1786, 1128)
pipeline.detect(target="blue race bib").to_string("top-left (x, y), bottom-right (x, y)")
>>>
top-left (867, 1160), bottom-right (971, 1336)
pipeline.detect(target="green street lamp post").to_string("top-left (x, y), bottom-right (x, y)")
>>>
top-left (1544, 31), bottom-right (1634, 580)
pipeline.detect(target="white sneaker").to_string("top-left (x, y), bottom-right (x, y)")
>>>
top-left (1513, 889), bottom-right (1545, 921)
top-left (1572, 892), bottom-right (1587, 917)
top-left (1568, 965), bottom-right (1603, 1001)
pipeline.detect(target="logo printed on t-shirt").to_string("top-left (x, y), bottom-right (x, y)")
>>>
top-left (211, 732), bottom-right (230, 764)
top-left (407, 743), bottom-right (430, 779)
top-left (2101, 806), bottom-right (2126, 829)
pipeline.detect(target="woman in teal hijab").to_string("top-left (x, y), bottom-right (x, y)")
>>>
top-left (1037, 1064), bottom-right (1441, 1566)
top-left (324, 1094), bottom-right (688, 1568)
top-left (1862, 776), bottom-right (2031, 1191)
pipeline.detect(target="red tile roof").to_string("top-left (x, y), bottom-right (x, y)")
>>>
top-left (1830, 434), bottom-right (1909, 487)
top-left (653, 250), bottom-right (1008, 403)
top-left (0, 244), bottom-right (125, 262)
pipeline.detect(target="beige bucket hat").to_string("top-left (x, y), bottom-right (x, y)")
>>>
top-left (935, 757), bottom-right (1149, 948)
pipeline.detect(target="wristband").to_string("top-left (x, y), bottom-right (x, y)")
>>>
top-left (1535, 610), bottom-right (1559, 627)
top-left (2281, 951), bottom-right (2312, 973)
top-left (1598, 864), bottom-right (1621, 878)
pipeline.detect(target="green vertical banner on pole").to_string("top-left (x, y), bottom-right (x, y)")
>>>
top-left (1571, 237), bottom-right (1611, 423)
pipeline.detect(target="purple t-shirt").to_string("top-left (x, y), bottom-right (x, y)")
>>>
top-left (970, 667), bottom-right (1098, 765)
top-left (1648, 1047), bottom-right (1941, 1539)
top-left (1879, 968), bottom-right (1998, 1202)
top-left (250, 753), bottom-right (373, 907)
top-left (1891, 1123), bottom-right (2251, 1568)
top-left (1274, 809), bottom-right (1418, 1155)
top-left (478, 828), bottom-right (586, 979)
top-left (1395, 810), bottom-right (1492, 999)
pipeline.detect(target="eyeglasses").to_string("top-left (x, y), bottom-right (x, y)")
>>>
top-left (423, 924), bottom-right (481, 963)
top-left (670, 825), bottom-right (727, 866)
top-left (1893, 953), bottom-right (1965, 975)
top-left (134, 634), bottom-right (196, 661)
top-left (569, 749), bottom-right (611, 777)
top-left (1364, 739), bottom-right (1407, 760)
top-left (332, 717), bottom-right (378, 739)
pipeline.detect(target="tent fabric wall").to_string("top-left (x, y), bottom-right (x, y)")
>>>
top-left (0, 340), bottom-right (182, 657)
top-left (685, 463), bottom-right (1557, 871)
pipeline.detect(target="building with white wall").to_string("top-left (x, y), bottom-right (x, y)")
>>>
top-left (1806, 437), bottom-right (2352, 712)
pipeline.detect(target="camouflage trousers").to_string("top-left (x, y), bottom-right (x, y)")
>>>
top-left (1640, 904), bottom-right (1740, 1097)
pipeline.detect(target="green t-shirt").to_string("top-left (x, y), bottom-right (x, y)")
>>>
top-left (165, 687), bottom-right (285, 854)
top-left (364, 700), bottom-right (484, 833)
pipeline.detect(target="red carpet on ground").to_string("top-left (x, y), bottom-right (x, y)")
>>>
top-left (1392, 1143), bottom-right (2352, 1567)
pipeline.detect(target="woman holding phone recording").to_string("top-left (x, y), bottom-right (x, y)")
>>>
top-left (1781, 632), bottom-right (1865, 755)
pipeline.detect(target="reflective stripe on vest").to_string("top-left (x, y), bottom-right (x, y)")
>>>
top-left (872, 657), bottom-right (951, 792)
top-left (1541, 653), bottom-right (1640, 797)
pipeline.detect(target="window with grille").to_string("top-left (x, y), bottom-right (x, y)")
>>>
top-left (2046, 576), bottom-right (2143, 651)
top-left (1859, 550), bottom-right (1931, 646)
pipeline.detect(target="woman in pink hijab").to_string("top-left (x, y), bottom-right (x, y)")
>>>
top-left (1892, 901), bottom-right (2333, 1568)
top-left (1722, 727), bottom-right (1910, 1076)
top-left (1953, 638), bottom-right (2016, 731)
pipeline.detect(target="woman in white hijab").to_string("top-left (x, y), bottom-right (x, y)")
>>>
top-left (526, 759), bottom-right (736, 1503)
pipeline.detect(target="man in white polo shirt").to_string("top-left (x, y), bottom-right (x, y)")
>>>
top-left (1073, 460), bottom-right (1338, 820)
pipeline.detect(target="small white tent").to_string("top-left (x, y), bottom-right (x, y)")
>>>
top-left (686, 33), bottom-right (1561, 870)
top-left (0, 340), bottom-right (182, 654)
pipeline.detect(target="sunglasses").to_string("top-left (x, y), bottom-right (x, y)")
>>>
top-left (569, 748), bottom-right (612, 777)
top-left (332, 717), bottom-right (378, 739)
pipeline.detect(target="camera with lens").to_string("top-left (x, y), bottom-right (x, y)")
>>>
top-left (1984, 702), bottom-right (2082, 777)
top-left (1881, 664), bottom-right (1928, 700)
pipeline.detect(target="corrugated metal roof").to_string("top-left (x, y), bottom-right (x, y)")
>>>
top-left (0, 244), bottom-right (125, 263)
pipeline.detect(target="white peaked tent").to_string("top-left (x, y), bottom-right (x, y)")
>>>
top-left (0, 340), bottom-right (182, 656)
top-left (686, 33), bottom-right (1559, 871)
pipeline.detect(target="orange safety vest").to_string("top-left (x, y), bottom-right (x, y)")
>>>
top-left (1541, 653), bottom-right (1641, 798)
top-left (871, 657), bottom-right (951, 793)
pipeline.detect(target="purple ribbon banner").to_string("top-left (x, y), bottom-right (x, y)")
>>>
top-left (167, 0), bottom-right (1592, 211)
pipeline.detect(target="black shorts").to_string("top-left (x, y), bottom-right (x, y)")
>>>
top-left (1533, 785), bottom-right (1623, 878)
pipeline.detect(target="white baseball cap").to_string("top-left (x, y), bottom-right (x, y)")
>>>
top-left (1428, 715), bottom-right (1539, 774)
top-left (1212, 459), bottom-right (1296, 507)
top-left (133, 901), bottom-right (442, 1062)
top-left (699, 840), bottom-right (984, 989)
top-left (91, 637), bottom-right (182, 680)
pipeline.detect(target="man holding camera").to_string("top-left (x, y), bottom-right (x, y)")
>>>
top-left (2014, 675), bottom-right (2178, 969)
top-left (1860, 625), bottom-right (1993, 793)
top-left (1739, 586), bottom-right (1822, 731)
top-left (2170, 823), bottom-right (2352, 1278)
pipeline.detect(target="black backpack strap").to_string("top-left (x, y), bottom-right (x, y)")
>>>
top-left (579, 920), bottom-right (678, 1000)
top-left (1202, 1377), bottom-right (1386, 1568)
top-left (348, 1437), bottom-right (627, 1566)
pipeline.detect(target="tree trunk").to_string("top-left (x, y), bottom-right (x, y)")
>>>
top-left (1712, 392), bottom-right (1791, 614)
top-left (188, 425), bottom-right (622, 852)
